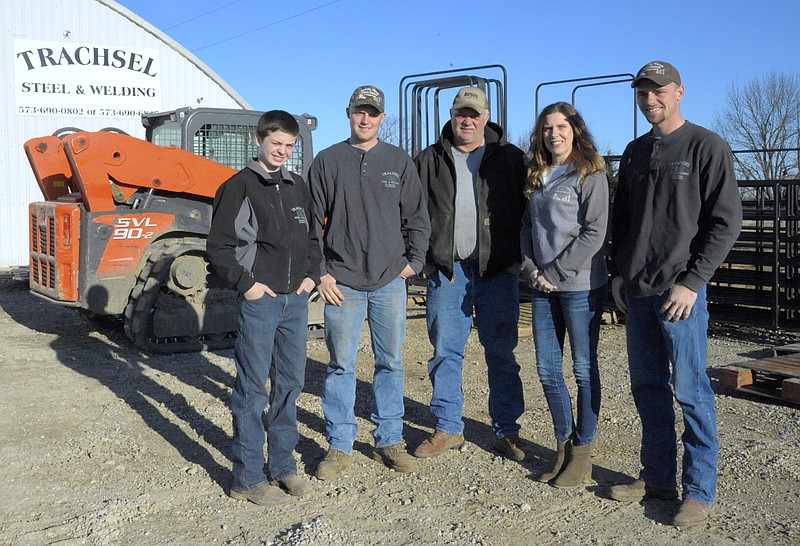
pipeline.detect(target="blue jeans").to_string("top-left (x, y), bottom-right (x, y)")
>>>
top-left (531, 287), bottom-right (605, 446)
top-left (322, 276), bottom-right (407, 452)
top-left (624, 285), bottom-right (718, 505)
top-left (230, 291), bottom-right (308, 492)
top-left (426, 262), bottom-right (523, 437)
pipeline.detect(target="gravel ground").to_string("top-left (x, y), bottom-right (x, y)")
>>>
top-left (0, 278), bottom-right (798, 545)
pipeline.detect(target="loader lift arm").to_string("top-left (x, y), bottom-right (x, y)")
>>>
top-left (25, 131), bottom-right (236, 212)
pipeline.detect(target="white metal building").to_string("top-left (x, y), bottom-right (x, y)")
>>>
top-left (0, 0), bottom-right (251, 268)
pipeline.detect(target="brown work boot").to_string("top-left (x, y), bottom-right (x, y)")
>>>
top-left (413, 430), bottom-right (465, 458)
top-left (229, 482), bottom-right (291, 506)
top-left (610, 479), bottom-right (679, 502)
top-left (673, 499), bottom-right (715, 527)
top-left (372, 443), bottom-right (420, 473)
top-left (314, 449), bottom-right (352, 481)
top-left (269, 474), bottom-right (313, 496)
top-left (493, 434), bottom-right (525, 461)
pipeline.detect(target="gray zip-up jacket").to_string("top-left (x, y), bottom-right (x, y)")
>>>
top-left (308, 140), bottom-right (430, 291)
top-left (521, 165), bottom-right (609, 292)
top-left (207, 160), bottom-right (322, 295)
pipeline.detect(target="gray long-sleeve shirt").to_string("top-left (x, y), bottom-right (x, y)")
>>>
top-left (308, 140), bottom-right (430, 291)
top-left (521, 165), bottom-right (609, 292)
top-left (611, 121), bottom-right (743, 297)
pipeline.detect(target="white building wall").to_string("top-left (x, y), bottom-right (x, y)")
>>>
top-left (0, 0), bottom-right (251, 268)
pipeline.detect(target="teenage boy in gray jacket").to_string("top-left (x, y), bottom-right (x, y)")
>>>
top-left (207, 110), bottom-right (321, 506)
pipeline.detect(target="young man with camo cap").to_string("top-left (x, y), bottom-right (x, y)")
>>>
top-left (308, 85), bottom-right (430, 480)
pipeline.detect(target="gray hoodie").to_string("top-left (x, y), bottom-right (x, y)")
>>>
top-left (520, 165), bottom-right (609, 292)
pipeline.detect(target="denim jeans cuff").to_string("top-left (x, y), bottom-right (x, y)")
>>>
top-left (271, 470), bottom-right (298, 482)
top-left (327, 444), bottom-right (354, 455)
top-left (684, 492), bottom-right (716, 506)
top-left (234, 478), bottom-right (269, 492)
top-left (496, 427), bottom-right (521, 439)
top-left (436, 426), bottom-right (464, 436)
top-left (375, 438), bottom-right (404, 449)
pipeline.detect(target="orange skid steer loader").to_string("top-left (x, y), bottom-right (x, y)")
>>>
top-left (25, 107), bottom-right (322, 353)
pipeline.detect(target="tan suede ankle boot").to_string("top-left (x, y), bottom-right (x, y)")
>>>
top-left (553, 441), bottom-right (592, 488)
top-left (538, 439), bottom-right (570, 482)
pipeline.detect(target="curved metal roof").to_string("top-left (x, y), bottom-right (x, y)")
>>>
top-left (97, 0), bottom-right (252, 109)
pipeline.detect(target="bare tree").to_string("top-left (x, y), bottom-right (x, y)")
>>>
top-left (379, 114), bottom-right (401, 146)
top-left (712, 71), bottom-right (800, 180)
top-left (514, 123), bottom-right (534, 154)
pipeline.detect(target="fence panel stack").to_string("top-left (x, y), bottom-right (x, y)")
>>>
top-left (708, 180), bottom-right (800, 329)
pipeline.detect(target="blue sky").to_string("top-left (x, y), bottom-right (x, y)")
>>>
top-left (117, 0), bottom-right (800, 155)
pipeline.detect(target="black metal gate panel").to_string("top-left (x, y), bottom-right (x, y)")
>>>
top-left (708, 179), bottom-right (800, 330)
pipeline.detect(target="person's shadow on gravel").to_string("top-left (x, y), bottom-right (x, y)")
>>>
top-left (1, 282), bottom-right (234, 490)
top-left (585, 469), bottom-right (681, 525)
top-left (297, 327), bottom-right (545, 473)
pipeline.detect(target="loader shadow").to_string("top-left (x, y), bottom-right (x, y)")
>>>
top-left (0, 282), bottom-right (234, 489)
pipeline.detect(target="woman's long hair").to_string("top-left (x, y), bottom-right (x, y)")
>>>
top-left (524, 101), bottom-right (605, 197)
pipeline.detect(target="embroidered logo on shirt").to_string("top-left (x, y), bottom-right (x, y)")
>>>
top-left (551, 187), bottom-right (574, 203)
top-left (381, 171), bottom-right (400, 189)
top-left (669, 160), bottom-right (692, 181)
top-left (292, 207), bottom-right (308, 225)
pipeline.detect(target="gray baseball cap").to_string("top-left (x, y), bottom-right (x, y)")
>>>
top-left (631, 61), bottom-right (682, 88)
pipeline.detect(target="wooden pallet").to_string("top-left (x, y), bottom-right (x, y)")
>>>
top-left (773, 342), bottom-right (800, 356)
top-left (719, 353), bottom-right (800, 404)
top-left (519, 302), bottom-right (532, 337)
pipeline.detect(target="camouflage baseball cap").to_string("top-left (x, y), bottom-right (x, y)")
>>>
top-left (348, 85), bottom-right (385, 113)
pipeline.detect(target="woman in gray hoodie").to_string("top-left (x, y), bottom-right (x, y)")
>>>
top-left (520, 102), bottom-right (609, 489)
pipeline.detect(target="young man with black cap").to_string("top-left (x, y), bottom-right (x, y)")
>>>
top-left (609, 61), bottom-right (742, 527)
top-left (413, 86), bottom-right (528, 461)
top-left (308, 85), bottom-right (430, 480)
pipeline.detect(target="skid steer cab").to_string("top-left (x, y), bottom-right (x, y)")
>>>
top-left (26, 107), bottom-right (323, 353)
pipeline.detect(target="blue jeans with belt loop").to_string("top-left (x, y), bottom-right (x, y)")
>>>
top-left (530, 286), bottom-right (605, 446)
top-left (425, 261), bottom-right (524, 437)
top-left (624, 284), bottom-right (718, 505)
top-left (230, 291), bottom-right (308, 492)
top-left (321, 276), bottom-right (408, 452)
